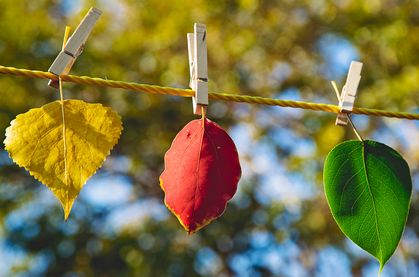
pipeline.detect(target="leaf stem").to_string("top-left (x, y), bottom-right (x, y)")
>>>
top-left (59, 77), bottom-right (64, 101)
top-left (331, 81), bottom-right (341, 101)
top-left (63, 26), bottom-right (71, 49)
top-left (348, 115), bottom-right (364, 142)
top-left (201, 106), bottom-right (206, 125)
top-left (59, 26), bottom-right (70, 102)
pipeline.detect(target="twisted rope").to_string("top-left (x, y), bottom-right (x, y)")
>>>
top-left (1, 65), bottom-right (419, 120)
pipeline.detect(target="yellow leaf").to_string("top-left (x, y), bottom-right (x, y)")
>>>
top-left (4, 100), bottom-right (123, 220)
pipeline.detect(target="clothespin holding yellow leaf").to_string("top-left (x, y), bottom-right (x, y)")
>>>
top-left (4, 7), bottom-right (123, 221)
top-left (48, 7), bottom-right (102, 89)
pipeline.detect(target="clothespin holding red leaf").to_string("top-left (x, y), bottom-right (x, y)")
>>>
top-left (188, 23), bottom-right (208, 115)
top-left (48, 7), bottom-right (102, 89)
top-left (333, 61), bottom-right (363, 126)
top-left (158, 25), bottom-right (241, 235)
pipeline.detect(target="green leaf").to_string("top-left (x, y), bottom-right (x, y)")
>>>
top-left (324, 140), bottom-right (412, 275)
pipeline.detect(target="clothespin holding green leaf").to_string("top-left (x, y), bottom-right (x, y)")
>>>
top-left (333, 61), bottom-right (363, 126)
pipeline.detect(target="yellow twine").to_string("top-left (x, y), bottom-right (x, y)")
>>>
top-left (1, 65), bottom-right (419, 120)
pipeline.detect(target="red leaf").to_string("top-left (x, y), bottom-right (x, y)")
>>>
top-left (160, 118), bottom-right (241, 234)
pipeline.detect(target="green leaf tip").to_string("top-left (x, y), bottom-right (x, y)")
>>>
top-left (324, 140), bottom-right (412, 274)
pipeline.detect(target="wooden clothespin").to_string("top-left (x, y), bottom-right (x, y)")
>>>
top-left (188, 23), bottom-right (208, 115)
top-left (48, 7), bottom-right (102, 89)
top-left (335, 61), bottom-right (363, 126)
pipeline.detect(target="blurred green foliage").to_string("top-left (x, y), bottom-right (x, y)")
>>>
top-left (0, 0), bottom-right (418, 276)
